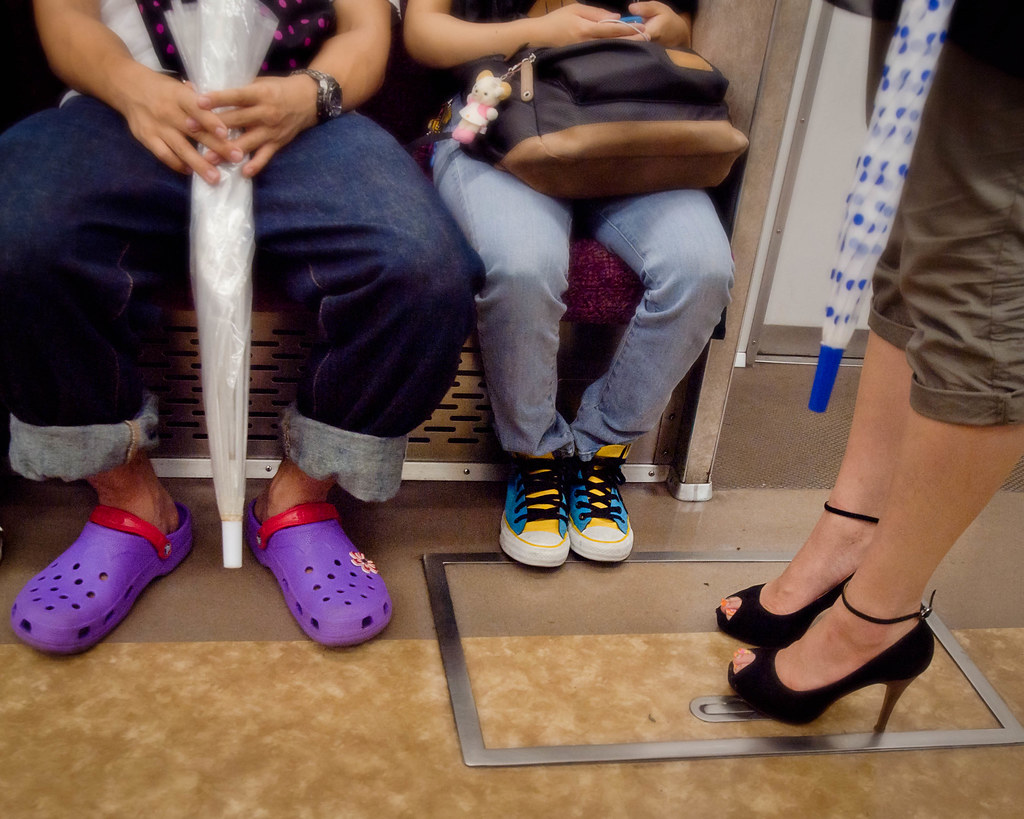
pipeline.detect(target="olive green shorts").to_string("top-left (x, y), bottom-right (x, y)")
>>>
top-left (869, 41), bottom-right (1024, 426)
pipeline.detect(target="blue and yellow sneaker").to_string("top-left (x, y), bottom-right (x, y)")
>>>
top-left (567, 444), bottom-right (633, 561)
top-left (500, 453), bottom-right (570, 567)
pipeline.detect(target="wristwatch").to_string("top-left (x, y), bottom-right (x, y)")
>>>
top-left (291, 68), bottom-right (343, 124)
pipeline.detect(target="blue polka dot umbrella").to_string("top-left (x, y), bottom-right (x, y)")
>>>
top-left (166, 0), bottom-right (278, 566)
top-left (808, 0), bottom-right (954, 412)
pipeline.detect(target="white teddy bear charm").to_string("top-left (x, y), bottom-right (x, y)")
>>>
top-left (452, 70), bottom-right (513, 145)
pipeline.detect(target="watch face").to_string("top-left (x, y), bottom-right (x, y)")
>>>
top-left (325, 82), bottom-right (342, 118)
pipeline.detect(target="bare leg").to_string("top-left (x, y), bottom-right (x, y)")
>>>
top-left (722, 331), bottom-right (912, 619)
top-left (90, 452), bottom-right (335, 531)
top-left (253, 458), bottom-right (335, 521)
top-left (87, 451), bottom-right (179, 534)
top-left (734, 408), bottom-right (1024, 685)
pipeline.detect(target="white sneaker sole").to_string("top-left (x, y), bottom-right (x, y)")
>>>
top-left (568, 525), bottom-right (633, 562)
top-left (499, 519), bottom-right (569, 567)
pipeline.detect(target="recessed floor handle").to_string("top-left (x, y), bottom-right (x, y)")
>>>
top-left (690, 695), bottom-right (770, 722)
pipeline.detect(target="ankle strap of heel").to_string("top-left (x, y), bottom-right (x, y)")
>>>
top-left (824, 501), bottom-right (880, 524)
top-left (842, 587), bottom-right (935, 624)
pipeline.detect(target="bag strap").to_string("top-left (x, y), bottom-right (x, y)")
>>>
top-left (404, 99), bottom-right (456, 154)
top-left (405, 130), bottom-right (451, 153)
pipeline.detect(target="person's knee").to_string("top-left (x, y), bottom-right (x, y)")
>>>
top-left (649, 248), bottom-right (734, 322)
top-left (0, 124), bottom-right (81, 291)
top-left (477, 243), bottom-right (570, 313)
top-left (317, 230), bottom-right (478, 353)
top-left (0, 218), bottom-right (60, 306)
top-left (388, 228), bottom-right (479, 313)
top-left (699, 253), bottom-right (736, 307)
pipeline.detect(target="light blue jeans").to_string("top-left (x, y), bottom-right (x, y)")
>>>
top-left (433, 136), bottom-right (734, 459)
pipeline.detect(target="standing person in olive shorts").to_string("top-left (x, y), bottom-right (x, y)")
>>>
top-left (717, 0), bottom-right (1024, 725)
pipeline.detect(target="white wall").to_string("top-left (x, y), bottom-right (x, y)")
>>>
top-left (737, 4), bottom-right (875, 362)
top-left (764, 9), bottom-right (873, 329)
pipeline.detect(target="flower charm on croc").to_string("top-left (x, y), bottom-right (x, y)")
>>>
top-left (350, 551), bottom-right (378, 575)
top-left (9, 503), bottom-right (193, 654)
top-left (246, 500), bottom-right (392, 647)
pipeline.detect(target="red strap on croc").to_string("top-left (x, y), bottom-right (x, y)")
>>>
top-left (89, 505), bottom-right (174, 560)
top-left (256, 502), bottom-right (340, 550)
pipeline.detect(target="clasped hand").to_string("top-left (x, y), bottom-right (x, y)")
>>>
top-left (536, 2), bottom-right (691, 49)
top-left (124, 71), bottom-right (317, 183)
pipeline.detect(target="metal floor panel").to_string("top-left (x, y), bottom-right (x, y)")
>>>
top-left (423, 551), bottom-right (1024, 767)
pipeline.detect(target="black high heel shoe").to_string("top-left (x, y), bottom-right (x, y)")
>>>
top-left (715, 502), bottom-right (878, 648)
top-left (727, 589), bottom-right (935, 730)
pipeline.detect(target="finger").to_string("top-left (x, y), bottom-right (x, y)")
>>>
top-left (572, 4), bottom-right (619, 21)
top-left (607, 19), bottom-right (647, 35)
top-left (196, 136), bottom-right (244, 165)
top-left (146, 137), bottom-right (190, 176)
top-left (627, 1), bottom-right (662, 16)
top-left (199, 85), bottom-right (261, 112)
top-left (227, 125), bottom-right (278, 159)
top-left (212, 106), bottom-right (261, 133)
top-left (166, 131), bottom-right (222, 184)
top-left (587, 21), bottom-right (637, 39)
top-left (186, 107), bottom-right (229, 139)
top-left (242, 143), bottom-right (277, 178)
top-left (242, 140), bottom-right (284, 178)
top-left (179, 86), bottom-right (230, 133)
top-left (185, 103), bottom-right (244, 163)
top-left (180, 104), bottom-right (237, 158)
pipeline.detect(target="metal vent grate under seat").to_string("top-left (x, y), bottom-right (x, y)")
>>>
top-left (137, 309), bottom-right (503, 463)
top-left (138, 309), bottom-right (683, 477)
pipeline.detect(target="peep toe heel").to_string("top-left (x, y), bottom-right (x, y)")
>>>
top-left (727, 589), bottom-right (936, 730)
top-left (715, 502), bottom-right (878, 648)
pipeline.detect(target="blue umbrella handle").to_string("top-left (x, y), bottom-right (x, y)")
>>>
top-left (809, 345), bottom-right (845, 413)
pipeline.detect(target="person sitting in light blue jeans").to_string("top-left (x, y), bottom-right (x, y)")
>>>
top-left (404, 0), bottom-right (734, 567)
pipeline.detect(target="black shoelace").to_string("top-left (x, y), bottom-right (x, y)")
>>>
top-left (573, 456), bottom-right (627, 526)
top-left (512, 458), bottom-right (568, 527)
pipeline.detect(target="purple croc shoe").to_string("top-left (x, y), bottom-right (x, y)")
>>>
top-left (246, 500), bottom-right (392, 646)
top-left (10, 503), bottom-right (193, 654)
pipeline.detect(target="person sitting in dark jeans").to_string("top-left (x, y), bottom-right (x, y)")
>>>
top-left (0, 0), bottom-right (482, 653)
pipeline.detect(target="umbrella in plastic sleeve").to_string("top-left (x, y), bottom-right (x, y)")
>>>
top-left (166, 0), bottom-right (277, 567)
top-left (808, 0), bottom-right (954, 413)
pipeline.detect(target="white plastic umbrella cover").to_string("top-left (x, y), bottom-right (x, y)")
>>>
top-left (808, 0), bottom-right (954, 412)
top-left (165, 0), bottom-right (277, 566)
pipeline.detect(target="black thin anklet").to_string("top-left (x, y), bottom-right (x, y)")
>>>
top-left (841, 587), bottom-right (935, 624)
top-left (824, 501), bottom-right (880, 525)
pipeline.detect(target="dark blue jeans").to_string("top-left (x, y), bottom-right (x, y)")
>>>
top-left (0, 95), bottom-right (482, 500)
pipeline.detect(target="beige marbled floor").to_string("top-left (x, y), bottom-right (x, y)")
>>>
top-left (3, 357), bottom-right (1022, 816)
top-left (1, 628), bottom-right (1022, 818)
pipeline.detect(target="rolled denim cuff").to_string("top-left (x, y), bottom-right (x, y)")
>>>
top-left (8, 393), bottom-right (160, 482)
top-left (283, 405), bottom-right (407, 502)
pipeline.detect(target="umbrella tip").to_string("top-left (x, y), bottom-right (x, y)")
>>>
top-left (809, 345), bottom-right (844, 413)
top-left (222, 519), bottom-right (244, 568)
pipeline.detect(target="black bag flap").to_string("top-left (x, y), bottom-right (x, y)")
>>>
top-left (534, 40), bottom-right (730, 105)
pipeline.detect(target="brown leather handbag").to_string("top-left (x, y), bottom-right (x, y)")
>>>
top-left (456, 39), bottom-right (749, 198)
